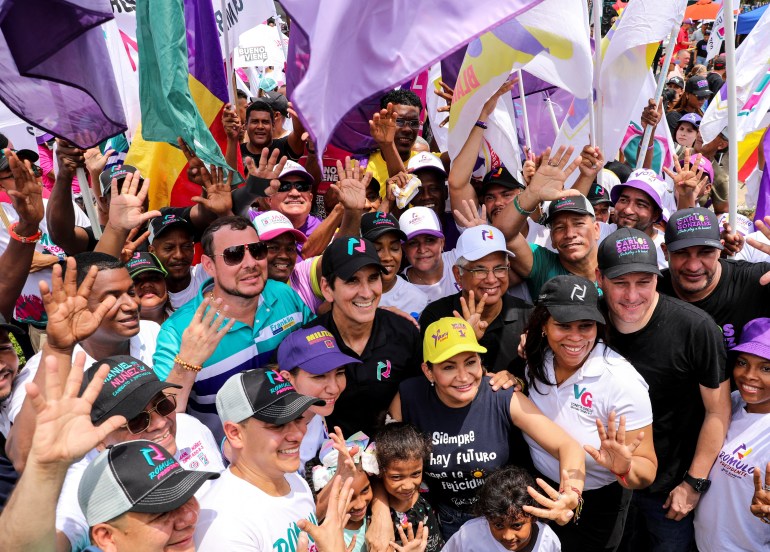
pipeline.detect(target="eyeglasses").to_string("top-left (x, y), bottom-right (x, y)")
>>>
top-left (462, 265), bottom-right (510, 280)
top-left (213, 242), bottom-right (268, 265)
top-left (122, 394), bottom-right (177, 434)
top-left (277, 180), bottom-right (312, 193)
top-left (395, 118), bottom-right (421, 129)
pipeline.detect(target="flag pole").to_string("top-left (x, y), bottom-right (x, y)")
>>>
top-left (591, 0), bottom-right (602, 151)
top-left (76, 167), bottom-right (102, 239)
top-left (636, 26), bottom-right (679, 169)
top-left (723, 0), bottom-right (739, 229)
top-left (220, 0), bottom-right (236, 105)
top-left (545, 93), bottom-right (559, 135)
top-left (516, 70), bottom-right (532, 152)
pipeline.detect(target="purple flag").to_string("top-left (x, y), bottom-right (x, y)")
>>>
top-left (281, 0), bottom-right (546, 158)
top-left (0, 0), bottom-right (127, 148)
top-left (755, 130), bottom-right (770, 221)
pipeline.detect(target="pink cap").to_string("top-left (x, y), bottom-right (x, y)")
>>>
top-left (398, 206), bottom-right (444, 240)
top-left (252, 211), bottom-right (307, 243)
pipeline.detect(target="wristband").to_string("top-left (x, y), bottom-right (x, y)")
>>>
top-left (474, 120), bottom-right (488, 130)
top-left (174, 356), bottom-right (202, 373)
top-left (612, 465), bottom-right (632, 486)
top-left (8, 222), bottom-right (42, 244)
top-left (513, 195), bottom-right (534, 216)
top-left (245, 174), bottom-right (274, 197)
top-left (559, 486), bottom-right (584, 524)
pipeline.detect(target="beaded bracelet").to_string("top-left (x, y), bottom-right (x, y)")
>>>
top-left (174, 355), bottom-right (202, 373)
top-left (513, 195), bottom-right (534, 216)
top-left (559, 486), bottom-right (584, 524)
top-left (474, 120), bottom-right (488, 130)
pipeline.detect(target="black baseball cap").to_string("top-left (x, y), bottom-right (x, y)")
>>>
top-left (321, 236), bottom-right (386, 281)
top-left (587, 182), bottom-right (612, 206)
top-left (0, 313), bottom-right (25, 336)
top-left (666, 76), bottom-right (685, 89)
top-left (361, 211), bottom-right (407, 242)
top-left (537, 275), bottom-right (605, 324)
top-left (713, 54), bottom-right (726, 71)
top-left (78, 440), bottom-right (219, 525)
top-left (125, 252), bottom-right (168, 279)
top-left (546, 194), bottom-right (595, 225)
top-left (482, 166), bottom-right (525, 193)
top-left (686, 76), bottom-right (712, 98)
top-left (82, 356), bottom-right (181, 425)
top-left (264, 91), bottom-right (289, 117)
top-left (99, 164), bottom-right (140, 196)
top-left (148, 213), bottom-right (195, 245)
top-left (216, 368), bottom-right (325, 425)
top-left (598, 228), bottom-right (662, 279)
top-left (0, 147), bottom-right (39, 172)
top-left (664, 207), bottom-right (723, 252)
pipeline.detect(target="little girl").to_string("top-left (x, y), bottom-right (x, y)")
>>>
top-left (375, 422), bottom-right (444, 552)
top-left (443, 466), bottom-right (561, 551)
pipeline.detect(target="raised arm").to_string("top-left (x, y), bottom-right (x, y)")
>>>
top-left (370, 103), bottom-right (407, 179)
top-left (222, 103), bottom-right (241, 171)
top-left (46, 140), bottom-right (92, 255)
top-left (571, 145), bottom-right (606, 198)
top-left (231, 147), bottom-right (287, 218)
top-left (286, 101), bottom-right (308, 159)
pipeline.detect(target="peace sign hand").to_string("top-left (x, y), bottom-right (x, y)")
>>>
top-left (584, 411), bottom-right (642, 477)
top-left (453, 290), bottom-right (489, 341)
top-left (751, 462), bottom-right (770, 521)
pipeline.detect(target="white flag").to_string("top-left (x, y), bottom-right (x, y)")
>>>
top-left (706, 7), bottom-right (725, 63)
top-left (213, 0), bottom-right (276, 56)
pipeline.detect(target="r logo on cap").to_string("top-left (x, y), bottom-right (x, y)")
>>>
top-left (481, 229), bottom-right (494, 241)
top-left (347, 238), bottom-right (367, 255)
top-left (571, 284), bottom-right (587, 301)
top-left (141, 444), bottom-right (165, 466)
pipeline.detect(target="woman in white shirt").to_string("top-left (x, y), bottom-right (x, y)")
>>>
top-left (694, 318), bottom-right (770, 552)
top-left (522, 275), bottom-right (657, 552)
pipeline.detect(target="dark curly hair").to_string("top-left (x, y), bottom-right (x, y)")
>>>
top-left (473, 466), bottom-right (536, 521)
top-left (375, 422), bottom-right (431, 470)
top-left (380, 89), bottom-right (422, 110)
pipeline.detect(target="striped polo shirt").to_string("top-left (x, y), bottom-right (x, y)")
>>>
top-left (153, 278), bottom-right (314, 441)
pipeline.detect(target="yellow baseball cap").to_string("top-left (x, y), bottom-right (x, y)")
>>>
top-left (423, 317), bottom-right (487, 364)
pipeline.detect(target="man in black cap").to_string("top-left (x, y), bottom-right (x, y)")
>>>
top-left (666, 76), bottom-right (685, 106)
top-left (195, 368), bottom-right (324, 550)
top-left (309, 236), bottom-right (421, 436)
top-left (596, 227), bottom-right (729, 551)
top-left (264, 91), bottom-right (290, 140)
top-left (666, 77), bottom-right (712, 136)
top-left (707, 54), bottom-right (726, 96)
top-left (658, 207), bottom-right (770, 352)
top-left (587, 181), bottom-right (613, 224)
top-left (480, 166), bottom-right (526, 221)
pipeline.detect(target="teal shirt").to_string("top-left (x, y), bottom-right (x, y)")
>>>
top-left (526, 243), bottom-right (602, 299)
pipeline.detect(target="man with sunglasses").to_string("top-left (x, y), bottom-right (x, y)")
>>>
top-left (52, 355), bottom-right (224, 552)
top-left (153, 215), bottom-right (314, 442)
top-left (257, 160), bottom-right (322, 243)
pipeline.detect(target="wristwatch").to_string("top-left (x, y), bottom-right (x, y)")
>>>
top-left (683, 471), bottom-right (711, 493)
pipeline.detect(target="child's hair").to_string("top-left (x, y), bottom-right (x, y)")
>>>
top-left (473, 466), bottom-right (537, 521)
top-left (375, 422), bottom-right (431, 469)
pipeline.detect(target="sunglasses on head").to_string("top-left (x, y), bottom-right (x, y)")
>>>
top-left (277, 180), bottom-right (312, 193)
top-left (122, 394), bottom-right (176, 434)
top-left (213, 241), bottom-right (268, 266)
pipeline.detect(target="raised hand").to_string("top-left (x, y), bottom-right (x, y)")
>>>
top-left (584, 412), bottom-right (642, 477)
top-left (39, 257), bottom-right (118, 351)
top-left (527, 146), bottom-right (582, 202)
top-left (328, 426), bottom-right (361, 484)
top-left (84, 147), bottom-right (114, 178)
top-left (3, 149), bottom-right (44, 230)
top-left (297, 474), bottom-right (355, 552)
top-left (331, 157), bottom-right (371, 210)
top-left (179, 137), bottom-right (206, 186)
top-left (120, 228), bottom-right (151, 264)
top-left (453, 290), bottom-right (489, 341)
top-left (750, 462), bottom-right (770, 522)
top-left (663, 150), bottom-right (709, 209)
top-left (369, 102), bottom-right (398, 145)
top-left (479, 77), bottom-right (517, 120)
top-left (577, 145), bottom-right (605, 180)
top-left (522, 149), bottom-right (537, 185)
top-left (436, 80), bottom-right (454, 128)
top-left (221, 103), bottom-right (242, 141)
top-left (244, 147), bottom-right (287, 197)
top-left (54, 139), bottom-right (85, 176)
top-left (523, 469), bottom-right (579, 525)
top-left (453, 199), bottom-right (488, 228)
top-left (177, 298), bottom-right (235, 367)
top-left (107, 170), bottom-right (161, 232)
top-left (391, 522), bottom-right (429, 552)
top-left (25, 353), bottom-right (126, 467)
top-left (192, 164), bottom-right (234, 217)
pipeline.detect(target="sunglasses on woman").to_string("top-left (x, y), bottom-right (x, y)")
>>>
top-left (122, 394), bottom-right (177, 435)
top-left (212, 242), bottom-right (268, 266)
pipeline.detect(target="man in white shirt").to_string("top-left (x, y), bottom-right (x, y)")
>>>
top-left (195, 368), bottom-right (324, 550)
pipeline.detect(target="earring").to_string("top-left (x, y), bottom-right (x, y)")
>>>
top-left (541, 330), bottom-right (546, 337)
top-left (430, 380), bottom-right (435, 387)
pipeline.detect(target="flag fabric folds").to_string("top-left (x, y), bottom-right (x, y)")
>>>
top-left (280, 0), bottom-right (547, 160)
top-left (212, 0), bottom-right (275, 56)
top-left (705, 6), bottom-right (725, 63)
top-left (0, 0), bottom-right (127, 148)
top-left (754, 129), bottom-right (770, 220)
top-left (126, 0), bottom-right (238, 210)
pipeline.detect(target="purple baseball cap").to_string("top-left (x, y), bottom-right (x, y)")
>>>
top-left (732, 318), bottom-right (770, 361)
top-left (692, 156), bottom-right (714, 182)
top-left (277, 326), bottom-right (361, 375)
top-left (677, 113), bottom-right (702, 129)
top-left (611, 168), bottom-right (667, 214)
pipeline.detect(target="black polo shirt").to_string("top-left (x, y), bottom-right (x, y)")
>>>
top-left (308, 308), bottom-right (422, 437)
top-left (419, 293), bottom-right (533, 375)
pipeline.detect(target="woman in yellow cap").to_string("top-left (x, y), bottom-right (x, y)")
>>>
top-left (388, 316), bottom-right (586, 541)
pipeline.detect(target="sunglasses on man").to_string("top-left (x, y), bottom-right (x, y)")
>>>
top-left (212, 242), bottom-right (268, 266)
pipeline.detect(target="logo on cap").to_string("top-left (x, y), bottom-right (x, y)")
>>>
top-left (571, 284), bottom-right (587, 301)
top-left (675, 213), bottom-right (711, 234)
top-left (141, 444), bottom-right (166, 466)
top-left (451, 322), bottom-right (467, 337)
top-left (377, 360), bottom-right (391, 381)
top-left (265, 370), bottom-right (294, 395)
top-left (432, 328), bottom-right (449, 345)
top-left (697, 79), bottom-right (707, 88)
top-left (347, 238), bottom-right (367, 255)
top-left (481, 229), bottom-right (494, 241)
top-left (593, 185), bottom-right (604, 196)
top-left (375, 211), bottom-right (388, 219)
top-left (616, 236), bottom-right (650, 257)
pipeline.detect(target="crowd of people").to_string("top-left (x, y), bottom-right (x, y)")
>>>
top-left (0, 8), bottom-right (769, 552)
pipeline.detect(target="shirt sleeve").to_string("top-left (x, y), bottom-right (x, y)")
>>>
top-left (527, 243), bottom-right (561, 297)
top-left (689, 317), bottom-right (728, 389)
top-left (607, 360), bottom-right (654, 431)
top-left (152, 322), bottom-right (183, 381)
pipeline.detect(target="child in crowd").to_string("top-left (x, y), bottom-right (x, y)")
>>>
top-left (375, 422), bottom-right (444, 552)
top-left (443, 466), bottom-right (561, 551)
top-left (344, 468), bottom-right (375, 551)
top-left (674, 113), bottom-right (701, 150)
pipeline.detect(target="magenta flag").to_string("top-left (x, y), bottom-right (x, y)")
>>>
top-left (281, 0), bottom-right (546, 157)
top-left (756, 130), bottom-right (770, 221)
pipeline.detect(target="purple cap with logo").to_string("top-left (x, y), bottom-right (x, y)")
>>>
top-left (677, 112), bottom-right (702, 129)
top-left (732, 318), bottom-right (770, 360)
top-left (277, 326), bottom-right (361, 375)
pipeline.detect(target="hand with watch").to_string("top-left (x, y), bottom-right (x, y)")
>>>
top-left (663, 471), bottom-right (711, 521)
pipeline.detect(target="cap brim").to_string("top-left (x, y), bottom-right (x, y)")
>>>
top-left (601, 263), bottom-right (662, 280)
top-left (0, 322), bottom-right (25, 336)
top-left (296, 350), bottom-right (362, 375)
top-left (260, 227), bottom-right (308, 244)
top-left (611, 183), bottom-right (663, 211)
top-left (546, 304), bottom-right (605, 325)
top-left (252, 393), bottom-right (326, 425)
top-left (546, 209), bottom-right (594, 225)
top-left (131, 468), bottom-right (219, 514)
top-left (694, 91), bottom-right (712, 98)
top-left (405, 229), bottom-right (444, 241)
top-left (362, 226), bottom-right (408, 242)
top-left (129, 266), bottom-right (168, 279)
top-left (94, 380), bottom-right (182, 425)
top-left (151, 221), bottom-right (195, 243)
top-left (665, 237), bottom-right (723, 252)
top-left (427, 342), bottom-right (487, 364)
top-left (16, 149), bottom-right (39, 163)
top-left (280, 170), bottom-right (315, 186)
top-left (730, 341), bottom-right (770, 361)
top-left (460, 246), bottom-right (515, 262)
top-left (481, 180), bottom-right (525, 193)
top-left (334, 258), bottom-right (387, 281)
top-left (590, 198), bottom-right (613, 205)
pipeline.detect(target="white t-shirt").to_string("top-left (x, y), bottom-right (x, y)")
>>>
top-left (195, 468), bottom-right (317, 551)
top-left (168, 264), bottom-right (209, 309)
top-left (299, 414), bottom-right (327, 476)
top-left (0, 199), bottom-right (90, 324)
top-left (735, 230), bottom-right (770, 263)
top-left (600, 224), bottom-right (668, 269)
top-left (525, 343), bottom-right (653, 489)
top-left (2, 320), bottom-right (160, 431)
top-left (443, 517), bottom-right (561, 552)
top-left (404, 250), bottom-right (461, 304)
top-left (694, 392), bottom-right (770, 552)
top-left (380, 277), bottom-right (429, 318)
top-left (56, 413), bottom-right (224, 551)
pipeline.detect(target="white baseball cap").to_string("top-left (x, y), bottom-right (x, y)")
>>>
top-left (252, 210), bottom-right (307, 243)
top-left (455, 224), bottom-right (515, 262)
top-left (398, 206), bottom-right (444, 241)
top-left (278, 160), bottom-right (314, 185)
top-left (407, 152), bottom-right (446, 176)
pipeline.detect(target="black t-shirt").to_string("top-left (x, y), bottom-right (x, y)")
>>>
top-left (707, 72), bottom-right (724, 97)
top-left (0, 433), bottom-right (18, 511)
top-left (696, 39), bottom-right (708, 59)
top-left (419, 293), bottom-right (533, 376)
top-left (240, 136), bottom-right (300, 174)
top-left (309, 308), bottom-right (421, 437)
top-left (606, 294), bottom-right (727, 494)
top-left (658, 259), bottom-right (770, 352)
top-left (666, 110), bottom-right (684, 137)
